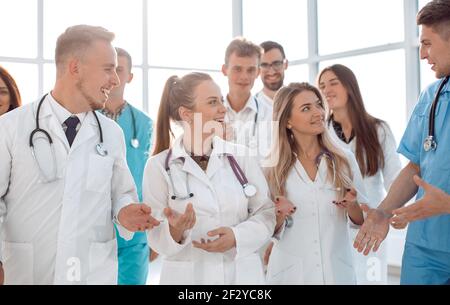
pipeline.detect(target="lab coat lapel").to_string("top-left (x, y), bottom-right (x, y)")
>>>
top-left (69, 112), bottom-right (96, 153)
top-left (37, 99), bottom-right (71, 152)
top-left (171, 136), bottom-right (213, 189)
top-left (181, 158), bottom-right (213, 188)
top-left (207, 136), bottom-right (235, 179)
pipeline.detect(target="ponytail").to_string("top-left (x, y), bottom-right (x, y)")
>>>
top-left (152, 76), bottom-right (178, 155)
top-left (152, 72), bottom-right (213, 156)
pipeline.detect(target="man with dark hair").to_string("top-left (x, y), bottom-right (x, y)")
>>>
top-left (257, 41), bottom-right (288, 107)
top-left (354, 0), bottom-right (450, 285)
top-left (100, 47), bottom-right (153, 285)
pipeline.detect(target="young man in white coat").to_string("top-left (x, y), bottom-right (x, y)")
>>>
top-left (222, 37), bottom-right (273, 163)
top-left (0, 25), bottom-right (160, 285)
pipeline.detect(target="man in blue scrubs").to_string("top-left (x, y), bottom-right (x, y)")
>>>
top-left (101, 47), bottom-right (153, 285)
top-left (353, 0), bottom-right (450, 284)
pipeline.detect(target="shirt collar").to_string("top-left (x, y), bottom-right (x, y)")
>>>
top-left (257, 90), bottom-right (273, 104)
top-left (100, 101), bottom-right (128, 121)
top-left (224, 94), bottom-right (257, 114)
top-left (48, 92), bottom-right (87, 125)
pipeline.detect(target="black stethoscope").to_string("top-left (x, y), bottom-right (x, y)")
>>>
top-left (423, 76), bottom-right (449, 152)
top-left (128, 104), bottom-right (139, 149)
top-left (252, 96), bottom-right (259, 137)
top-left (164, 149), bottom-right (257, 200)
top-left (30, 94), bottom-right (107, 182)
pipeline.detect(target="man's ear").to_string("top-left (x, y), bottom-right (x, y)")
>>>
top-left (68, 58), bottom-right (80, 77)
top-left (221, 64), bottom-right (228, 77)
top-left (178, 106), bottom-right (193, 123)
top-left (284, 59), bottom-right (289, 70)
top-left (127, 72), bottom-right (134, 84)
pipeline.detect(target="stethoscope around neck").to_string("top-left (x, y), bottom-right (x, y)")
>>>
top-left (29, 93), bottom-right (108, 182)
top-left (128, 102), bottom-right (140, 149)
top-left (164, 148), bottom-right (257, 200)
top-left (423, 76), bottom-right (450, 152)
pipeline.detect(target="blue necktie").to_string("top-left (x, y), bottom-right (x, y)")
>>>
top-left (64, 116), bottom-right (80, 147)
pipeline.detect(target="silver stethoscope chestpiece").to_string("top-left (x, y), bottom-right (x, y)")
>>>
top-left (131, 138), bottom-right (140, 149)
top-left (96, 143), bottom-right (108, 156)
top-left (243, 183), bottom-right (257, 198)
top-left (423, 136), bottom-right (437, 152)
top-left (285, 215), bottom-right (294, 228)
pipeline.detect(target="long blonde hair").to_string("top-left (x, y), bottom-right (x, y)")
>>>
top-left (265, 82), bottom-right (353, 198)
top-left (152, 72), bottom-right (212, 155)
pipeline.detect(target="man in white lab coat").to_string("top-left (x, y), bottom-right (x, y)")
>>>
top-left (0, 25), bottom-right (160, 285)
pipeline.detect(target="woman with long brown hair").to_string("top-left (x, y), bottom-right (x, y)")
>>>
top-left (264, 82), bottom-right (368, 284)
top-left (142, 72), bottom-right (275, 284)
top-left (0, 65), bottom-right (22, 116)
top-left (318, 64), bottom-right (401, 284)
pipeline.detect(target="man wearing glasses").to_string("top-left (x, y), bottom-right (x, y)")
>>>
top-left (256, 41), bottom-right (289, 107)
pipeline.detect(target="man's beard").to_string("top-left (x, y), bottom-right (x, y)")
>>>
top-left (263, 77), bottom-right (284, 91)
top-left (76, 79), bottom-right (104, 111)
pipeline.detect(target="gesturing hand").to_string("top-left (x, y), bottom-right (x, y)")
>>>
top-left (391, 175), bottom-right (450, 226)
top-left (192, 227), bottom-right (236, 253)
top-left (353, 204), bottom-right (390, 255)
top-left (275, 196), bottom-right (296, 219)
top-left (164, 203), bottom-right (196, 243)
top-left (333, 188), bottom-right (357, 209)
top-left (118, 203), bottom-right (160, 232)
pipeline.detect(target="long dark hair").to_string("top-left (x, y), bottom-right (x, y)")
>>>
top-left (0, 65), bottom-right (22, 112)
top-left (318, 64), bottom-right (385, 177)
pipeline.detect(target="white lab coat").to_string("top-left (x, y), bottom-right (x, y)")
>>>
top-left (0, 95), bottom-right (137, 285)
top-left (266, 149), bottom-right (368, 285)
top-left (143, 135), bottom-right (275, 285)
top-left (327, 122), bottom-right (402, 284)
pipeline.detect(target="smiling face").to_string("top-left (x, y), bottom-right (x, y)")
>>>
top-left (222, 53), bottom-right (260, 96)
top-left (318, 70), bottom-right (349, 111)
top-left (420, 25), bottom-right (450, 78)
top-left (260, 48), bottom-right (287, 92)
top-left (190, 79), bottom-right (227, 136)
top-left (0, 77), bottom-right (11, 115)
top-left (75, 40), bottom-right (120, 110)
top-left (288, 90), bottom-right (326, 137)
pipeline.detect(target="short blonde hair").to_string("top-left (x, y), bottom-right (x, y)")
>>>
top-left (55, 24), bottom-right (115, 68)
top-left (224, 37), bottom-right (262, 65)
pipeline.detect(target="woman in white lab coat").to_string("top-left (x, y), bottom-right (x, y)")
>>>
top-left (318, 64), bottom-right (402, 284)
top-left (264, 82), bottom-right (368, 285)
top-left (142, 72), bottom-right (275, 285)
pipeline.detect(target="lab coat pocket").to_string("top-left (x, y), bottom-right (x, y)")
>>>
top-left (159, 260), bottom-right (194, 285)
top-left (235, 253), bottom-right (265, 285)
top-left (2, 241), bottom-right (34, 285)
top-left (86, 155), bottom-right (114, 193)
top-left (266, 246), bottom-right (304, 285)
top-left (86, 239), bottom-right (118, 285)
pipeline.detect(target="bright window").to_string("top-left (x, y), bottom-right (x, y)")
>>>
top-left (147, 0), bottom-right (231, 69)
top-left (243, 0), bottom-right (308, 60)
top-left (317, 0), bottom-right (404, 55)
top-left (43, 0), bottom-right (143, 64)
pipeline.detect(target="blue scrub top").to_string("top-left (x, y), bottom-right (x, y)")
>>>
top-left (398, 78), bottom-right (450, 253)
top-left (109, 103), bottom-right (153, 249)
top-left (116, 103), bottom-right (153, 201)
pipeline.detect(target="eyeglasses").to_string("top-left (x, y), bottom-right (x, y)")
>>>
top-left (260, 60), bottom-right (285, 71)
